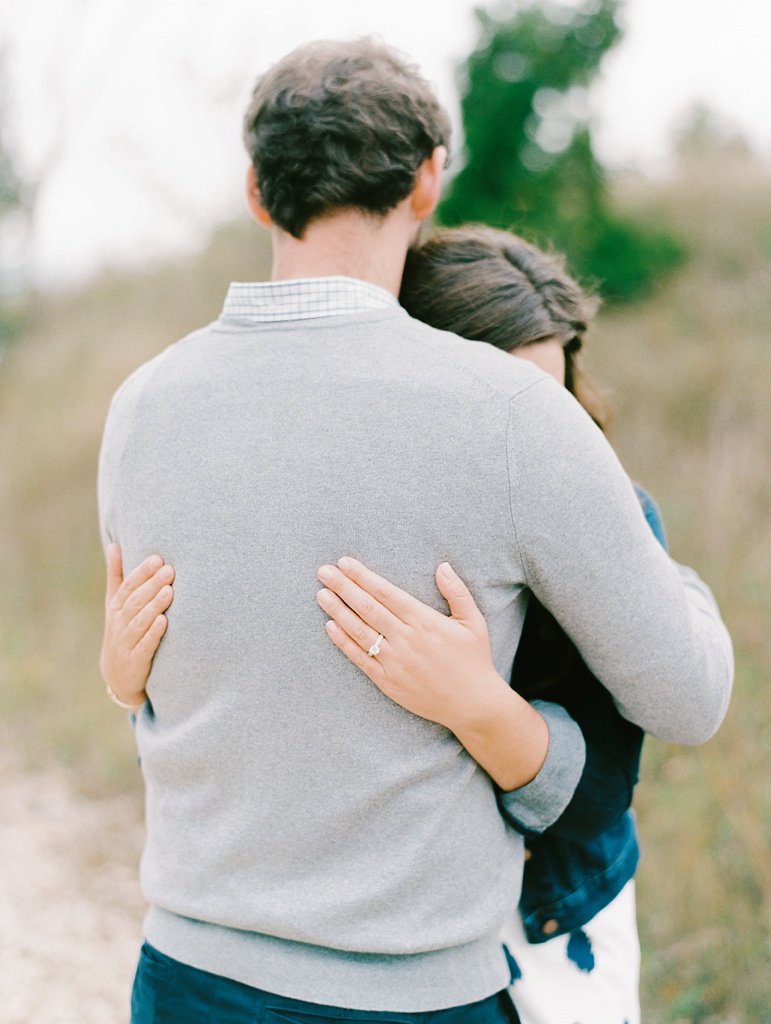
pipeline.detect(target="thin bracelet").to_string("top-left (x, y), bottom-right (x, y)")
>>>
top-left (106, 684), bottom-right (145, 712)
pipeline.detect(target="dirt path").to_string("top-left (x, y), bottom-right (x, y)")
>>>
top-left (0, 748), bottom-right (146, 1024)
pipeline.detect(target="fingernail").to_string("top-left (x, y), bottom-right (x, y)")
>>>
top-left (325, 620), bottom-right (340, 637)
top-left (148, 555), bottom-right (163, 571)
top-left (317, 588), bottom-right (332, 605)
top-left (159, 565), bottom-right (174, 581)
top-left (439, 562), bottom-right (455, 579)
top-left (318, 565), bottom-right (333, 582)
top-left (338, 557), bottom-right (351, 572)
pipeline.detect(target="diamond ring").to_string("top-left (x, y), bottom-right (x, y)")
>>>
top-left (367, 633), bottom-right (384, 657)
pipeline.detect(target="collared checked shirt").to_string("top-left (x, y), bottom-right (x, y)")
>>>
top-left (222, 276), bottom-right (399, 323)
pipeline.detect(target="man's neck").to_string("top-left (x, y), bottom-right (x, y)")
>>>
top-left (268, 207), bottom-right (417, 297)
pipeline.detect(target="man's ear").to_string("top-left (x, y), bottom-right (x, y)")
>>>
top-left (246, 165), bottom-right (273, 229)
top-left (411, 146), bottom-right (447, 222)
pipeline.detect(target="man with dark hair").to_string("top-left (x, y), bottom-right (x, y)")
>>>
top-left (99, 38), bottom-right (732, 1024)
top-left (242, 39), bottom-right (452, 239)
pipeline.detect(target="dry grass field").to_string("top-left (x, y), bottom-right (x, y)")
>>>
top-left (587, 154), bottom-right (770, 1023)
top-left (0, 151), bottom-right (768, 1022)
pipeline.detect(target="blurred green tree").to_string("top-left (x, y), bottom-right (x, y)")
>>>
top-left (0, 57), bottom-right (30, 350)
top-left (439, 0), bottom-right (684, 300)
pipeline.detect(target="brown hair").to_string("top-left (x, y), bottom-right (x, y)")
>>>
top-left (243, 39), bottom-right (451, 239)
top-left (400, 226), bottom-right (609, 428)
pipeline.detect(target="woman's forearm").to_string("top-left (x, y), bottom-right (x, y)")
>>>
top-left (445, 672), bottom-right (550, 791)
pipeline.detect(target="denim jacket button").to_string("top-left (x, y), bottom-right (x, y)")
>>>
top-left (542, 919), bottom-right (559, 935)
top-left (524, 848), bottom-right (533, 862)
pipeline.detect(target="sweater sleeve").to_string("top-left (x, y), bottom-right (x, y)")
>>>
top-left (506, 378), bottom-right (733, 745)
top-left (520, 485), bottom-right (662, 842)
top-left (497, 700), bottom-right (586, 835)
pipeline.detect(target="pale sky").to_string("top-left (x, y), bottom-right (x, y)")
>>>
top-left (1, 0), bottom-right (768, 286)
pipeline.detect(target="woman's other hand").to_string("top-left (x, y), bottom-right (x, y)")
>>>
top-left (316, 558), bottom-right (549, 790)
top-left (100, 545), bottom-right (174, 709)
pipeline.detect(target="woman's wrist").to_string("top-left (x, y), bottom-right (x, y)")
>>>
top-left (449, 676), bottom-right (550, 791)
top-left (440, 669), bottom-right (511, 734)
top-left (105, 683), bottom-right (146, 712)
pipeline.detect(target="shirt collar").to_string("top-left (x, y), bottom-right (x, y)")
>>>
top-left (221, 276), bottom-right (399, 323)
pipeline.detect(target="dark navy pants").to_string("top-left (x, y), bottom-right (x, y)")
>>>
top-left (131, 943), bottom-right (521, 1024)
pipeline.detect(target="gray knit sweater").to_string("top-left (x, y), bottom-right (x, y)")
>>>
top-left (98, 302), bottom-right (732, 1011)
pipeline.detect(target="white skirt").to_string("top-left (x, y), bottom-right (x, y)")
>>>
top-left (500, 880), bottom-right (641, 1024)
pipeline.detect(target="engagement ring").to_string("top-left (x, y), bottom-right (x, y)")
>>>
top-left (367, 634), bottom-right (384, 657)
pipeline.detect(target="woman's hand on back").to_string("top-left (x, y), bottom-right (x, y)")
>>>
top-left (100, 545), bottom-right (174, 709)
top-left (316, 557), bottom-right (549, 790)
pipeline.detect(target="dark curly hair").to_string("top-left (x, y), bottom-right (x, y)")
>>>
top-left (400, 226), bottom-right (609, 429)
top-left (243, 38), bottom-right (451, 239)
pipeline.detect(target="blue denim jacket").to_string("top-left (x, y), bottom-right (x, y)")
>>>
top-left (500, 486), bottom-right (667, 943)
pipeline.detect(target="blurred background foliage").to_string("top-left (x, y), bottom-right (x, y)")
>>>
top-left (0, 2), bottom-right (769, 1020)
top-left (0, 55), bottom-right (32, 347)
top-left (439, 0), bottom-right (684, 299)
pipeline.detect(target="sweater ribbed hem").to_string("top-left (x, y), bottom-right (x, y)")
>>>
top-left (144, 907), bottom-right (511, 1012)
